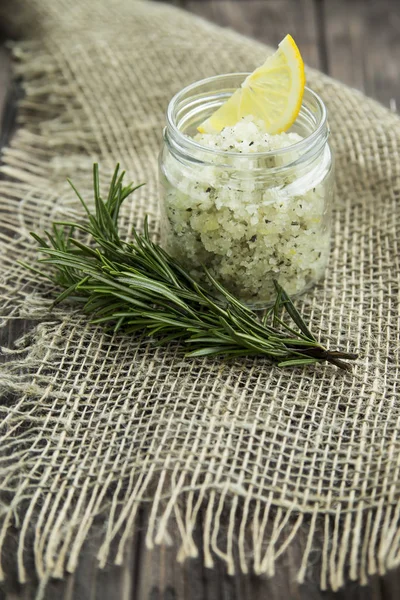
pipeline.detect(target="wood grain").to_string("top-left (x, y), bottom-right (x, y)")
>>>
top-left (185, 0), bottom-right (322, 69)
top-left (0, 46), bottom-right (12, 149)
top-left (0, 48), bottom-right (10, 114)
top-left (321, 0), bottom-right (400, 108)
top-left (183, 0), bottom-right (400, 109)
top-left (2, 1), bottom-right (400, 598)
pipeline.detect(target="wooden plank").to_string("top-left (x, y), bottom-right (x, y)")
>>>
top-left (185, 0), bottom-right (322, 70)
top-left (0, 47), bottom-right (11, 121)
top-left (128, 507), bottom-right (399, 600)
top-left (323, 0), bottom-right (400, 109)
top-left (1, 1), bottom-right (400, 599)
top-left (0, 45), bottom-right (13, 151)
top-left (134, 509), bottom-right (186, 600)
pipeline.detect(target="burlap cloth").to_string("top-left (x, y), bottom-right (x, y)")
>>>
top-left (0, 0), bottom-right (399, 593)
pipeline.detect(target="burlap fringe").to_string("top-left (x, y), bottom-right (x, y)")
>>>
top-left (1, 35), bottom-right (400, 598)
top-left (3, 327), bottom-right (400, 593)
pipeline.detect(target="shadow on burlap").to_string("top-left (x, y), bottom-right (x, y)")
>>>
top-left (0, 0), bottom-right (399, 595)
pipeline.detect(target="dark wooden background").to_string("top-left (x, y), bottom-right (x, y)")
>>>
top-left (1, 0), bottom-right (400, 598)
top-left (164, 0), bottom-right (400, 110)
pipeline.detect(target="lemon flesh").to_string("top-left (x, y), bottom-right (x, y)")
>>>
top-left (197, 34), bottom-right (305, 135)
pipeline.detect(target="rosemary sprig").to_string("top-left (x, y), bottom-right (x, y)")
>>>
top-left (25, 164), bottom-right (358, 371)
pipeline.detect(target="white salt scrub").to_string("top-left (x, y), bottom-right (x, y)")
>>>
top-left (161, 116), bottom-right (331, 305)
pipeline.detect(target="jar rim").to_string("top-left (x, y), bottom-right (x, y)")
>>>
top-left (166, 73), bottom-right (328, 160)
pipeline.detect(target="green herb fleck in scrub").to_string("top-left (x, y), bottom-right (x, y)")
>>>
top-left (25, 164), bottom-right (357, 372)
top-left (159, 35), bottom-right (333, 305)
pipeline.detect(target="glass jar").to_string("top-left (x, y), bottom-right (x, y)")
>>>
top-left (159, 73), bottom-right (334, 307)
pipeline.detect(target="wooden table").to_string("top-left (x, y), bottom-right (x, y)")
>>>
top-left (170, 0), bottom-right (400, 111)
top-left (1, 1), bottom-right (400, 598)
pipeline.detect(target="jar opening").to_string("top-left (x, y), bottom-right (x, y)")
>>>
top-left (165, 73), bottom-right (329, 169)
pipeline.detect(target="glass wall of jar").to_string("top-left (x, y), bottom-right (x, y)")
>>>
top-left (159, 74), bottom-right (334, 307)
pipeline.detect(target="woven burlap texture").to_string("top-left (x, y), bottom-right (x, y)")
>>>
top-left (0, 0), bottom-right (399, 593)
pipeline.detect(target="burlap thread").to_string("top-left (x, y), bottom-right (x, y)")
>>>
top-left (0, 0), bottom-right (400, 594)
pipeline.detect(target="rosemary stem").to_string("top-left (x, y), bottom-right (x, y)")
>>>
top-left (26, 163), bottom-right (358, 373)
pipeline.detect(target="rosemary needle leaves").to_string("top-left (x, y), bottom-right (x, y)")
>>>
top-left (26, 164), bottom-right (358, 371)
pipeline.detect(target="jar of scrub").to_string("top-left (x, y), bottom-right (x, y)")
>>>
top-left (159, 73), bottom-right (334, 307)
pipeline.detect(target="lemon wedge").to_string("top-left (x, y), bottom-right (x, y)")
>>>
top-left (197, 34), bottom-right (305, 135)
